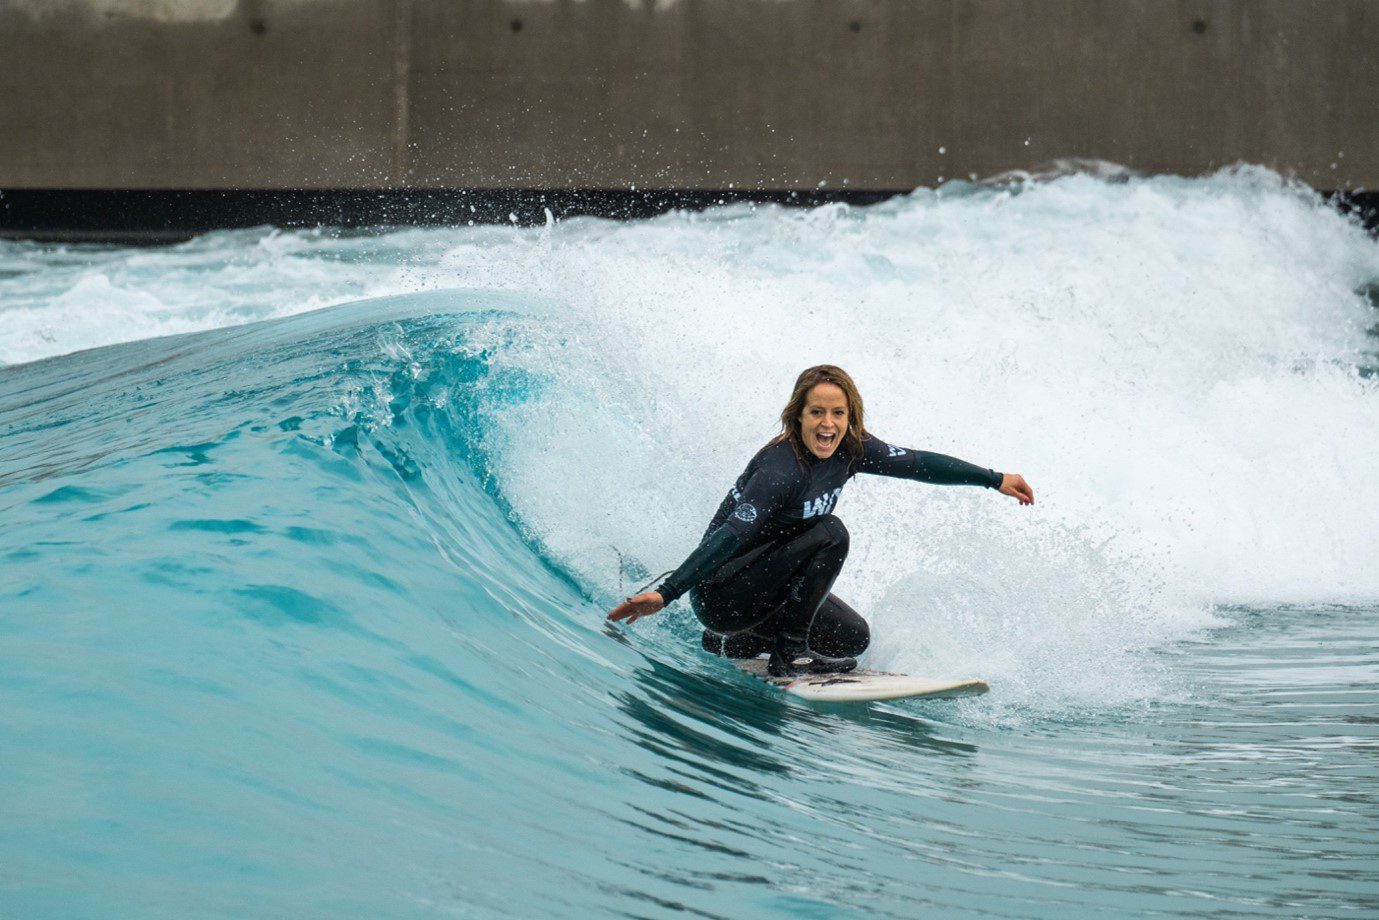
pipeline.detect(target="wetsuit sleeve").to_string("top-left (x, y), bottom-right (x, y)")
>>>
top-left (654, 467), bottom-right (794, 605)
top-left (653, 527), bottom-right (740, 605)
top-left (857, 436), bottom-right (1003, 489)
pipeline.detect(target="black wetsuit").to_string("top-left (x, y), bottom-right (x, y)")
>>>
top-left (655, 435), bottom-right (1002, 659)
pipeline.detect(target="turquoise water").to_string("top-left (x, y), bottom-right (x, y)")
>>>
top-left (2, 169), bottom-right (1378, 917)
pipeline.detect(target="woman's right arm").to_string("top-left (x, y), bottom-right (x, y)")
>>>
top-left (607, 467), bottom-right (791, 624)
top-left (652, 527), bottom-right (742, 606)
top-left (606, 527), bottom-right (741, 624)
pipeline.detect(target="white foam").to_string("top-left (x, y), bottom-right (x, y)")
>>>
top-left (0, 229), bottom-right (399, 365)
top-left (450, 169), bottom-right (1379, 711)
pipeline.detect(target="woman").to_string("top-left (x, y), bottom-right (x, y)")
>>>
top-left (608, 365), bottom-right (1034, 677)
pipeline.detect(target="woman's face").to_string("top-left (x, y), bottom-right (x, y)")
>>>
top-left (799, 382), bottom-right (849, 459)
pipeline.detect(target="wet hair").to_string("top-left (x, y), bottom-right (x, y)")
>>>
top-left (770, 365), bottom-right (868, 465)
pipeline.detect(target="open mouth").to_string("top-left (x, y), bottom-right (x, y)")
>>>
top-left (815, 431), bottom-right (837, 451)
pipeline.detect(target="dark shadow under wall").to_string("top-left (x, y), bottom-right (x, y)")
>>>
top-left (2, 188), bottom-right (1376, 245)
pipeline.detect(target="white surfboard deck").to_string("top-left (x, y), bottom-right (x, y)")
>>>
top-left (734, 657), bottom-right (988, 703)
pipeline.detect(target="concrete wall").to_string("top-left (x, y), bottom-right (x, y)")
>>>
top-left (2, 0), bottom-right (1378, 192)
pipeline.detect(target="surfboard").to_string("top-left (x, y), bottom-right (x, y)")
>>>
top-left (734, 657), bottom-right (989, 703)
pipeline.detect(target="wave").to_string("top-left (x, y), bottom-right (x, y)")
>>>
top-left (3, 236), bottom-right (1378, 913)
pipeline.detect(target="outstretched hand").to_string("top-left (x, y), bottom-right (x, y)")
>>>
top-left (607, 591), bottom-right (666, 625)
top-left (999, 472), bottom-right (1035, 506)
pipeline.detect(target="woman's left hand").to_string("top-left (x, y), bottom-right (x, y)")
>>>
top-left (607, 591), bottom-right (666, 624)
top-left (999, 473), bottom-right (1034, 505)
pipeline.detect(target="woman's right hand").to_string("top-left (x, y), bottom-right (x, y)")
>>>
top-left (607, 591), bottom-right (665, 624)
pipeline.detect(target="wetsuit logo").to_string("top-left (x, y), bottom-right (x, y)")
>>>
top-left (803, 487), bottom-right (843, 519)
top-left (733, 503), bottom-right (758, 523)
top-left (887, 444), bottom-right (906, 457)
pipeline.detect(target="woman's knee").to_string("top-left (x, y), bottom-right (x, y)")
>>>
top-left (810, 619), bottom-right (869, 658)
top-left (805, 606), bottom-right (866, 659)
top-left (809, 595), bottom-right (869, 657)
top-left (847, 617), bottom-right (871, 656)
top-left (813, 514), bottom-right (849, 552)
top-left (702, 628), bottom-right (771, 659)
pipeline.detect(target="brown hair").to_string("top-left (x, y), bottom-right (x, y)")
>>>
top-left (770, 365), bottom-right (868, 464)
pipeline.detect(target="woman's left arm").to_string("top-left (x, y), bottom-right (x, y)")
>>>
top-left (859, 436), bottom-right (1033, 505)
